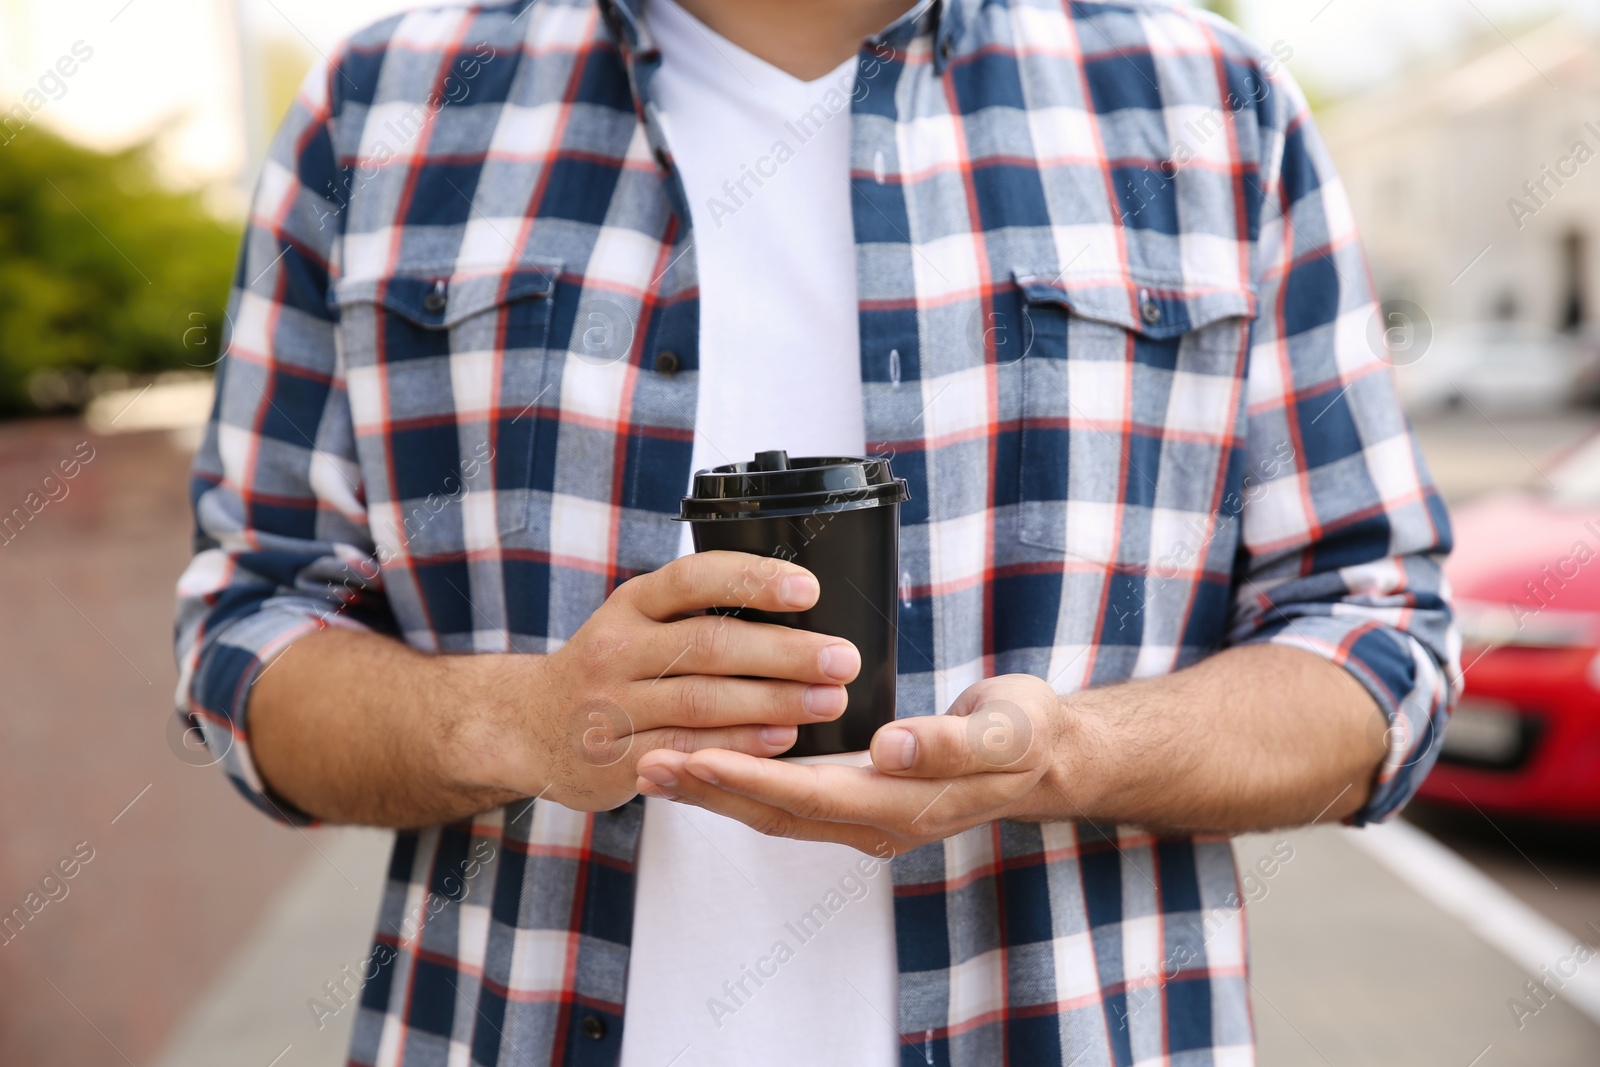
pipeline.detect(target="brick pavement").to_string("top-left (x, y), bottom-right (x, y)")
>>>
top-left (0, 418), bottom-right (310, 1066)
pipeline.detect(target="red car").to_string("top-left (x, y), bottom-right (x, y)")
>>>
top-left (1417, 431), bottom-right (1600, 821)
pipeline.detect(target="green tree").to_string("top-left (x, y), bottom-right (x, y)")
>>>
top-left (0, 127), bottom-right (240, 414)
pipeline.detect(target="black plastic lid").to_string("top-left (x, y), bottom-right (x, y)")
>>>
top-left (679, 450), bottom-right (910, 521)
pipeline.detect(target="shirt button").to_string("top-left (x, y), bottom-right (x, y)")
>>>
top-left (940, 38), bottom-right (953, 61)
top-left (581, 1014), bottom-right (608, 1040)
top-left (423, 281), bottom-right (447, 314)
top-left (654, 350), bottom-right (680, 375)
top-left (653, 145), bottom-right (671, 170)
top-left (1140, 298), bottom-right (1161, 325)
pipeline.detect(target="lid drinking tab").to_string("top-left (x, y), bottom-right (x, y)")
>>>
top-left (754, 450), bottom-right (790, 472)
top-left (679, 452), bottom-right (910, 522)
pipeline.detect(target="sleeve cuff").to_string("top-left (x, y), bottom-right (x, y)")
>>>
top-left (1237, 614), bottom-right (1452, 826)
top-left (185, 608), bottom-right (369, 826)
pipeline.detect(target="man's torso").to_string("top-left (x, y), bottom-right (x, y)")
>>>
top-left (297, 1), bottom-right (1271, 1062)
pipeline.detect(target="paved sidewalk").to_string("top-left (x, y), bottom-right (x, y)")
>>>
top-left (157, 828), bottom-right (394, 1067)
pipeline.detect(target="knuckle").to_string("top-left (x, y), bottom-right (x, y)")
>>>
top-left (932, 731), bottom-right (969, 773)
top-left (748, 552), bottom-right (784, 580)
top-left (668, 559), bottom-right (700, 601)
top-left (614, 573), bottom-right (648, 606)
top-left (785, 635), bottom-right (820, 677)
top-left (788, 796), bottom-right (822, 821)
top-left (691, 617), bottom-right (734, 663)
top-left (669, 555), bottom-right (703, 603)
top-left (750, 809), bottom-right (799, 839)
top-left (678, 676), bottom-right (718, 726)
top-left (660, 727), bottom-right (698, 754)
top-left (752, 555), bottom-right (787, 588)
top-left (722, 557), bottom-right (767, 608)
top-left (772, 682), bottom-right (802, 719)
top-left (790, 774), bottom-right (831, 820)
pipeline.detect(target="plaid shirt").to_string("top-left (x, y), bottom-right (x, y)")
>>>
top-left (175, 0), bottom-right (1458, 1063)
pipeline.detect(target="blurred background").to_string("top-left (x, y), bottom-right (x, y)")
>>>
top-left (2, 0), bottom-right (1599, 1063)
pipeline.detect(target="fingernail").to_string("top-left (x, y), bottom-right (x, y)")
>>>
top-left (818, 643), bottom-right (860, 682)
top-left (780, 574), bottom-right (819, 609)
top-left (760, 725), bottom-right (795, 748)
top-left (638, 765), bottom-right (678, 792)
top-left (875, 728), bottom-right (917, 772)
top-left (802, 685), bottom-right (846, 718)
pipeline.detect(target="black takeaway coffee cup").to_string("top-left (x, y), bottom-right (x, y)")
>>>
top-left (679, 450), bottom-right (910, 758)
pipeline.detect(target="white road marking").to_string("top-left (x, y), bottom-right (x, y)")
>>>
top-left (1343, 818), bottom-right (1600, 1026)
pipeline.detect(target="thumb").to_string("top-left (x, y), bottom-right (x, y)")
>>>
top-left (871, 677), bottom-right (1050, 778)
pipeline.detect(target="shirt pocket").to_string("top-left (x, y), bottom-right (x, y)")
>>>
top-left (332, 261), bottom-right (563, 556)
top-left (1010, 269), bottom-right (1256, 559)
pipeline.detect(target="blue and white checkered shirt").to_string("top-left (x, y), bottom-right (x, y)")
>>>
top-left (175, 1), bottom-right (1458, 1063)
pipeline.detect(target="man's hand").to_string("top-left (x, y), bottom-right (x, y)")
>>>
top-left (632, 674), bottom-right (1064, 854)
top-left (449, 551), bottom-right (862, 813)
top-left (248, 551), bottom-right (861, 826)
top-left (630, 645), bottom-right (1389, 848)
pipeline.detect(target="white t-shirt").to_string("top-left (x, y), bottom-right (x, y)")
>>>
top-left (618, 2), bottom-right (899, 1065)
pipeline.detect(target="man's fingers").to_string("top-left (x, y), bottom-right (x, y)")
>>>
top-left (870, 716), bottom-right (986, 778)
top-left (649, 615), bottom-right (860, 685)
top-left (938, 677), bottom-right (1057, 773)
top-left (666, 749), bottom-right (958, 830)
top-left (634, 751), bottom-right (896, 853)
top-left (634, 724), bottom-right (798, 762)
top-left (624, 551), bottom-right (820, 620)
top-left (629, 676), bottom-right (847, 732)
top-left (868, 706), bottom-right (1042, 777)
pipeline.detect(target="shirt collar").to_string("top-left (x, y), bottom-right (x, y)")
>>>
top-left (597, 0), bottom-right (971, 74)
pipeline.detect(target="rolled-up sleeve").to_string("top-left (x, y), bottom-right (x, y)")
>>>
top-left (1228, 66), bottom-right (1461, 825)
top-left (174, 55), bottom-right (389, 824)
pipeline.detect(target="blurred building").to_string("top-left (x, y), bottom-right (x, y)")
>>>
top-left (1321, 17), bottom-right (1600, 335)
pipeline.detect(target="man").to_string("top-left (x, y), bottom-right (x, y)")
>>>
top-left (175, 0), bottom-right (1457, 1064)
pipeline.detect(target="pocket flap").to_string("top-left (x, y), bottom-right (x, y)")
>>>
top-left (332, 260), bottom-right (563, 330)
top-left (1012, 269), bottom-right (1256, 340)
